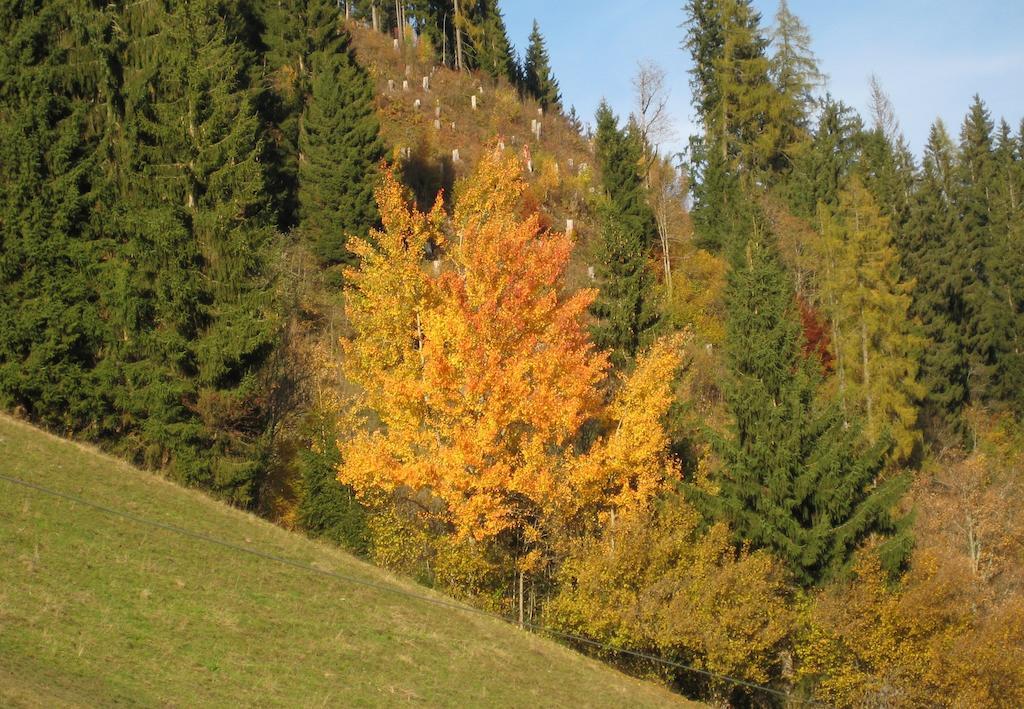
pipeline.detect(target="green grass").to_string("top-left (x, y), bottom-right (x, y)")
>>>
top-left (0, 415), bottom-right (689, 707)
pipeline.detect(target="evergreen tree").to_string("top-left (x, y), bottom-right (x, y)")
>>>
top-left (589, 208), bottom-right (660, 370)
top-left (688, 133), bottom-right (748, 255)
top-left (683, 0), bottom-right (774, 175)
top-left (467, 0), bottom-right (517, 84)
top-left (858, 78), bottom-right (915, 241)
top-left (904, 120), bottom-right (969, 437)
top-left (989, 118), bottom-right (1024, 414)
top-left (523, 20), bottom-right (560, 111)
top-left (298, 413), bottom-right (369, 554)
top-left (684, 0), bottom-right (782, 255)
top-left (955, 96), bottom-right (1021, 411)
top-left (590, 103), bottom-right (660, 368)
top-left (298, 25), bottom-right (386, 265)
top-left (0, 1), bottom-right (113, 433)
top-left (115, 0), bottom-right (278, 505)
top-left (694, 228), bottom-right (908, 586)
top-left (250, 0), bottom-right (308, 230)
top-left (594, 104), bottom-right (659, 249)
top-left (784, 96), bottom-right (861, 221)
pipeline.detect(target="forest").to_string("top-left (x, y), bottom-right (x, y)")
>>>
top-left (2, 0), bottom-right (1023, 706)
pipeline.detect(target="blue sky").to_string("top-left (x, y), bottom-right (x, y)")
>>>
top-left (502, 1), bottom-right (1024, 159)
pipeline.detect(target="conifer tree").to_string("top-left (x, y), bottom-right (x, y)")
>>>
top-left (0, 0), bottom-right (113, 432)
top-left (683, 0), bottom-right (774, 175)
top-left (769, 0), bottom-right (824, 169)
top-left (590, 103), bottom-right (660, 368)
top-left (468, 0), bottom-right (517, 84)
top-left (784, 96), bottom-right (861, 221)
top-left (684, 0), bottom-right (781, 254)
top-left (523, 20), bottom-right (560, 111)
top-left (955, 96), bottom-right (1022, 411)
top-left (115, 0), bottom-right (277, 505)
top-left (298, 24), bottom-right (386, 265)
top-left (688, 136), bottom-right (743, 254)
top-left (904, 120), bottom-right (969, 436)
top-left (859, 79), bottom-right (915, 232)
top-left (819, 178), bottom-right (924, 460)
top-left (694, 228), bottom-right (908, 586)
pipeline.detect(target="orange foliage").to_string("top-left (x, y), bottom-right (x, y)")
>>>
top-left (568, 335), bottom-right (688, 525)
top-left (338, 148), bottom-right (687, 571)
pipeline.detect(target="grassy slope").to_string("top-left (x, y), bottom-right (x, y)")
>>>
top-left (0, 415), bottom-right (689, 707)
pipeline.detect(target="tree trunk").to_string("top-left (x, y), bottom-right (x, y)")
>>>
top-left (371, 2), bottom-right (379, 32)
top-left (656, 202), bottom-right (672, 298)
top-left (861, 310), bottom-right (872, 433)
top-left (453, 0), bottom-right (465, 71)
top-left (517, 568), bottom-right (524, 628)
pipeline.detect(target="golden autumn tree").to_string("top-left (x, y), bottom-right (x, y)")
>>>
top-left (337, 148), bottom-right (685, 621)
top-left (545, 493), bottom-right (795, 705)
top-left (815, 178), bottom-right (925, 460)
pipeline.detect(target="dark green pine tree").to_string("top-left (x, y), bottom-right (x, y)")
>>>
top-left (683, 0), bottom-right (777, 252)
top-left (683, 0), bottom-right (726, 135)
top-left (0, 1), bottom-right (113, 433)
top-left (683, 0), bottom-right (775, 176)
top-left (594, 105), bottom-right (659, 249)
top-left (523, 20), bottom-right (560, 111)
top-left (297, 412), bottom-right (369, 554)
top-left (783, 96), bottom-right (862, 221)
top-left (858, 115), bottom-right (915, 242)
top-left (688, 133), bottom-right (746, 254)
top-left (904, 120), bottom-right (969, 437)
top-left (768, 0), bottom-right (824, 171)
top-left (693, 226), bottom-right (909, 586)
top-left (955, 96), bottom-right (1021, 411)
top-left (589, 102), bottom-right (660, 369)
top-left (989, 118), bottom-right (1024, 414)
top-left (115, 0), bottom-right (278, 506)
top-left (298, 23), bottom-right (386, 266)
top-left (250, 0), bottom-right (308, 230)
top-left (470, 0), bottom-right (518, 84)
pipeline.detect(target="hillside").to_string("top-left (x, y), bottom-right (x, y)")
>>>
top-left (0, 414), bottom-right (690, 707)
top-left (349, 24), bottom-right (603, 288)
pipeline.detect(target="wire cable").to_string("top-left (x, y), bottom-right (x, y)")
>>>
top-left (1, 471), bottom-right (809, 704)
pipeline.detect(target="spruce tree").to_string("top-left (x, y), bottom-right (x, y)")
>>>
top-left (590, 103), bottom-right (660, 368)
top-left (688, 134), bottom-right (751, 255)
top-left (684, 0), bottom-right (780, 254)
top-left (989, 118), bottom-right (1024, 414)
top-left (683, 0), bottom-right (774, 175)
top-left (523, 20), bottom-right (560, 111)
top-left (858, 81), bottom-right (915, 233)
top-left (594, 104), bottom-right (659, 250)
top-left (469, 0), bottom-right (517, 84)
top-left (904, 120), bottom-right (969, 436)
top-left (0, 1), bottom-right (115, 433)
top-left (955, 96), bottom-right (1021, 411)
top-left (694, 228), bottom-right (908, 586)
top-left (251, 0), bottom-right (307, 229)
top-left (784, 96), bottom-right (861, 221)
top-left (298, 25), bottom-right (386, 265)
top-left (115, 0), bottom-right (277, 505)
